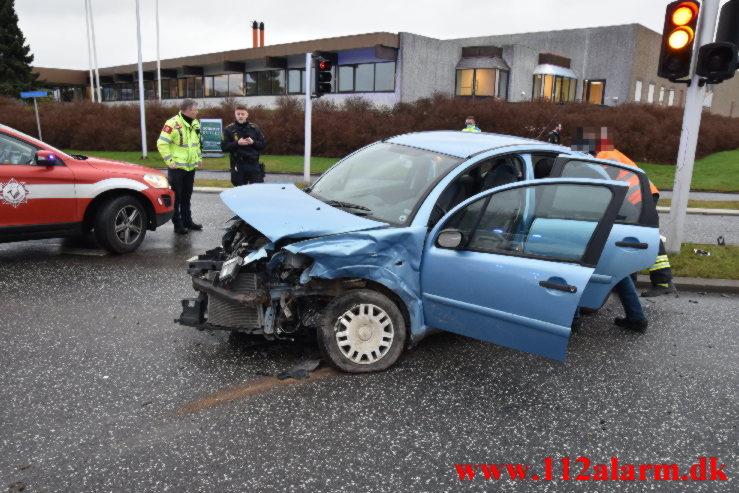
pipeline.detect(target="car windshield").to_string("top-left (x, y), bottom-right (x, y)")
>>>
top-left (309, 142), bottom-right (463, 225)
top-left (0, 124), bottom-right (70, 158)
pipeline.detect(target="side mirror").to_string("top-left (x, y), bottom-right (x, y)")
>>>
top-left (436, 229), bottom-right (466, 249)
top-left (35, 150), bottom-right (62, 166)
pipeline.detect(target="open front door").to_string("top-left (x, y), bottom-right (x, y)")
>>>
top-left (420, 179), bottom-right (628, 361)
top-left (550, 156), bottom-right (660, 309)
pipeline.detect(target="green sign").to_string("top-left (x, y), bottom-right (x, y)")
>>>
top-left (200, 118), bottom-right (223, 155)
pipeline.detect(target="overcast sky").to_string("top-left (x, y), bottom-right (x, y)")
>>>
top-left (15, 0), bottom-right (733, 69)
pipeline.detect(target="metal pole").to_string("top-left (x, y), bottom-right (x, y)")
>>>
top-left (304, 53), bottom-right (312, 184)
top-left (666, 0), bottom-right (720, 254)
top-left (89, 0), bottom-right (102, 102)
top-left (156, 0), bottom-right (162, 100)
top-left (84, 0), bottom-right (96, 102)
top-left (33, 98), bottom-right (42, 141)
top-left (135, 0), bottom-right (148, 159)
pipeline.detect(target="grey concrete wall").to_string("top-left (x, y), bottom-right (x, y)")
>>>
top-left (398, 33), bottom-right (460, 100)
top-left (399, 25), bottom-right (642, 106)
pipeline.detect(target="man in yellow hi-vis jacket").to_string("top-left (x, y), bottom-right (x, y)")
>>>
top-left (157, 99), bottom-right (203, 235)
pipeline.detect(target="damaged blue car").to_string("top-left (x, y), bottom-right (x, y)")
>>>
top-left (178, 131), bottom-right (659, 373)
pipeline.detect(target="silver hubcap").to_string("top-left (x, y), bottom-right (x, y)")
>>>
top-left (114, 205), bottom-right (143, 245)
top-left (335, 303), bottom-right (394, 364)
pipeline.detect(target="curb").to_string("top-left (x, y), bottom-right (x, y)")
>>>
top-left (637, 275), bottom-right (738, 294)
top-left (656, 206), bottom-right (739, 216)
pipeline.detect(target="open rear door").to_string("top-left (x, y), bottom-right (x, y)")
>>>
top-left (550, 156), bottom-right (660, 309)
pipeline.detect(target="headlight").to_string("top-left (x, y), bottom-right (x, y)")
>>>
top-left (143, 173), bottom-right (169, 188)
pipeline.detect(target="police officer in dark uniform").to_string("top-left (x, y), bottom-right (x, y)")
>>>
top-left (221, 105), bottom-right (266, 186)
top-left (547, 122), bottom-right (562, 144)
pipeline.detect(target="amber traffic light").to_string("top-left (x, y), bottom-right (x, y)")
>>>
top-left (658, 0), bottom-right (700, 80)
top-left (671, 3), bottom-right (697, 25)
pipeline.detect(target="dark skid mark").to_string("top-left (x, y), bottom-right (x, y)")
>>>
top-left (177, 366), bottom-right (340, 416)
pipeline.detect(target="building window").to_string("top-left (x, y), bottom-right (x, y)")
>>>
top-left (287, 69), bottom-right (305, 94)
top-left (375, 62), bottom-right (395, 91)
top-left (191, 77), bottom-right (203, 98)
top-left (256, 70), bottom-right (285, 95)
top-left (532, 74), bottom-right (576, 102)
top-left (163, 79), bottom-right (177, 99)
top-left (668, 88), bottom-right (675, 106)
top-left (338, 66), bottom-right (354, 92)
top-left (634, 80), bottom-right (642, 102)
top-left (176, 77), bottom-right (204, 98)
top-left (243, 70), bottom-right (286, 96)
top-left (456, 68), bottom-right (509, 99)
top-left (213, 75), bottom-right (228, 97)
top-left (228, 74), bottom-right (245, 96)
top-left (647, 83), bottom-right (655, 103)
top-left (338, 62), bottom-right (395, 93)
top-left (582, 79), bottom-right (606, 104)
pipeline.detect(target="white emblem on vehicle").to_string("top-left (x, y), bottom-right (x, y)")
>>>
top-left (0, 178), bottom-right (30, 208)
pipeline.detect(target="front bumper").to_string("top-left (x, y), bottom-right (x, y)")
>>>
top-left (155, 210), bottom-right (174, 227)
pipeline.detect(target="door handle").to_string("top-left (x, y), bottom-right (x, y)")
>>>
top-left (615, 241), bottom-right (648, 249)
top-left (539, 281), bottom-right (577, 293)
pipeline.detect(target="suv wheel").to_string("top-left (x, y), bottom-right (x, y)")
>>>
top-left (317, 289), bottom-right (406, 373)
top-left (94, 195), bottom-right (147, 253)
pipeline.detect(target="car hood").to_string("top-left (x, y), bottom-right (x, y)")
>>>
top-left (85, 157), bottom-right (160, 176)
top-left (220, 183), bottom-right (388, 243)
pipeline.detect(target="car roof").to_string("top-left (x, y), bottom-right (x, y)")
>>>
top-left (385, 130), bottom-right (556, 158)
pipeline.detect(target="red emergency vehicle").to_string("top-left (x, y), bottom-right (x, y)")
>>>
top-left (0, 124), bottom-right (174, 253)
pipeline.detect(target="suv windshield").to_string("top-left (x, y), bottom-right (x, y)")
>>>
top-left (310, 143), bottom-right (462, 225)
top-left (0, 123), bottom-right (69, 158)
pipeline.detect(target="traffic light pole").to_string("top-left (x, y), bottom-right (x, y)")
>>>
top-left (304, 53), bottom-right (313, 184)
top-left (666, 0), bottom-right (719, 254)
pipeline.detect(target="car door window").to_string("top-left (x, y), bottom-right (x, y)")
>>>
top-left (428, 154), bottom-right (524, 227)
top-left (445, 183), bottom-right (614, 262)
top-left (0, 133), bottom-right (36, 165)
top-left (556, 160), bottom-right (646, 224)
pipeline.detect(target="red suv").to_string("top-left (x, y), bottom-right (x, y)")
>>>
top-left (0, 124), bottom-right (174, 253)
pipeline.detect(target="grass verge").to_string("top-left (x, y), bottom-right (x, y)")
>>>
top-left (645, 243), bottom-right (739, 280)
top-left (638, 148), bottom-right (739, 192)
top-left (657, 199), bottom-right (739, 210)
top-left (194, 179), bottom-right (307, 190)
top-left (64, 150), bottom-right (339, 174)
top-left (65, 148), bottom-right (739, 192)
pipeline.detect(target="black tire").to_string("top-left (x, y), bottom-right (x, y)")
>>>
top-left (317, 289), bottom-right (406, 373)
top-left (94, 195), bottom-right (147, 254)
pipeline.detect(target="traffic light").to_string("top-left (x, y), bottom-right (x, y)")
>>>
top-left (658, 0), bottom-right (700, 81)
top-left (313, 55), bottom-right (333, 98)
top-left (695, 42), bottom-right (738, 83)
top-left (696, 0), bottom-right (739, 84)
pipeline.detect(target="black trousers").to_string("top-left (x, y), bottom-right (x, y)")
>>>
top-left (168, 168), bottom-right (195, 227)
top-left (231, 162), bottom-right (264, 186)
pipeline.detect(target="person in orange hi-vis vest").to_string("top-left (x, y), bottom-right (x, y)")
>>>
top-left (596, 146), bottom-right (677, 298)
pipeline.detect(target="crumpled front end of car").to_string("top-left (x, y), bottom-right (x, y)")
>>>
top-left (177, 216), bottom-right (431, 344)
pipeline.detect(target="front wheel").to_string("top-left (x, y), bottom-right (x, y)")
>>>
top-left (317, 289), bottom-right (406, 373)
top-left (94, 195), bottom-right (147, 254)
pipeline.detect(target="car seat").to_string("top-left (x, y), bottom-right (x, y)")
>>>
top-left (533, 157), bottom-right (555, 179)
top-left (482, 162), bottom-right (518, 190)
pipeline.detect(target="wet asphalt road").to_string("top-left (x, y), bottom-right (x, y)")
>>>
top-left (1, 193), bottom-right (737, 492)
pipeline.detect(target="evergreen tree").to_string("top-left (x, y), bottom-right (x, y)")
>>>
top-left (0, 0), bottom-right (39, 97)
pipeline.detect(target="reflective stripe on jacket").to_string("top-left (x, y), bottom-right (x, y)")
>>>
top-left (596, 149), bottom-right (660, 196)
top-left (156, 112), bottom-right (202, 171)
